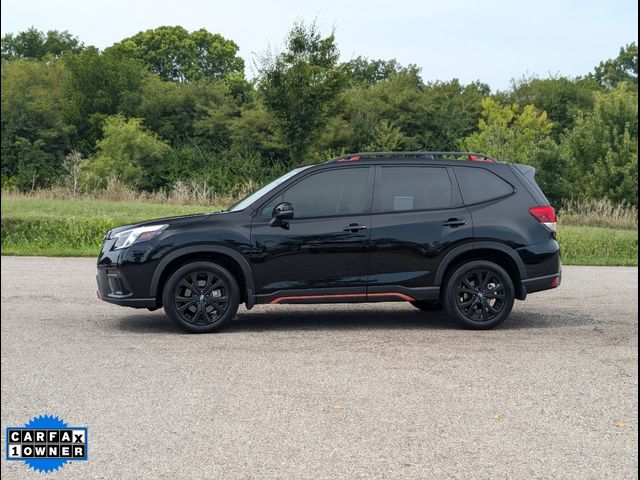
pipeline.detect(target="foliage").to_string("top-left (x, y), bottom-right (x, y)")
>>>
top-left (508, 76), bottom-right (599, 137)
top-left (259, 21), bottom-right (346, 163)
top-left (462, 97), bottom-right (553, 164)
top-left (85, 115), bottom-right (170, 191)
top-left (559, 83), bottom-right (638, 205)
top-left (0, 24), bottom-right (638, 208)
top-left (108, 26), bottom-right (244, 82)
top-left (593, 43), bottom-right (638, 89)
top-left (344, 56), bottom-right (421, 85)
top-left (64, 47), bottom-right (148, 150)
top-left (1, 57), bottom-right (74, 189)
top-left (1, 27), bottom-right (83, 60)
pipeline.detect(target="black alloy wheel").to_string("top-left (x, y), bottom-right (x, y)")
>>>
top-left (443, 260), bottom-right (514, 329)
top-left (455, 269), bottom-right (506, 321)
top-left (163, 261), bottom-right (239, 333)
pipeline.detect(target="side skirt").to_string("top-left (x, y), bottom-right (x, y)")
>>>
top-left (255, 286), bottom-right (440, 305)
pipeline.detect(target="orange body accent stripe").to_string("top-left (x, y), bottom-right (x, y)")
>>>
top-left (269, 292), bottom-right (415, 304)
top-left (367, 292), bottom-right (416, 301)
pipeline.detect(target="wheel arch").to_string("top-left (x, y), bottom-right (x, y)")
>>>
top-left (150, 245), bottom-right (256, 308)
top-left (435, 242), bottom-right (527, 300)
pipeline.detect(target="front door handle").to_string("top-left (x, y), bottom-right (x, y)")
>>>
top-left (442, 218), bottom-right (466, 228)
top-left (343, 223), bottom-right (368, 232)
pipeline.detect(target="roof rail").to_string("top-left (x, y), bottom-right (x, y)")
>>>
top-left (332, 151), bottom-right (497, 163)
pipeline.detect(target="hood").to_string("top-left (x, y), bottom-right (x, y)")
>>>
top-left (106, 211), bottom-right (221, 238)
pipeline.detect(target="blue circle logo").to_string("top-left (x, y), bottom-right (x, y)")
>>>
top-left (6, 415), bottom-right (88, 474)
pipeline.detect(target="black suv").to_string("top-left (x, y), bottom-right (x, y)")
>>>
top-left (97, 152), bottom-right (561, 332)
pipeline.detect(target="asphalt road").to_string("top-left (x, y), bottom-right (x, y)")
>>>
top-left (1, 257), bottom-right (637, 480)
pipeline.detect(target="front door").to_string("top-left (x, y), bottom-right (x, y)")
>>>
top-left (250, 166), bottom-right (374, 303)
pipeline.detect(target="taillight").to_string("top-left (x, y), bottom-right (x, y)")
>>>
top-left (529, 206), bottom-right (557, 232)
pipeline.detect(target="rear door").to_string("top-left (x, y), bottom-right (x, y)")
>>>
top-left (367, 165), bottom-right (473, 299)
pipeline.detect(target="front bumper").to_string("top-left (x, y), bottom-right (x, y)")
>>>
top-left (96, 268), bottom-right (157, 308)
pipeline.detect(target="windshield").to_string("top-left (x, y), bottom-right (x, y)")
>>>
top-left (228, 166), bottom-right (312, 212)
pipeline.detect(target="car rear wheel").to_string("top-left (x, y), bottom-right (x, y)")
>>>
top-left (443, 260), bottom-right (514, 330)
top-left (162, 261), bottom-right (239, 333)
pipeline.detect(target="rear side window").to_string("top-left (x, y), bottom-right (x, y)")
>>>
top-left (373, 166), bottom-right (452, 212)
top-left (454, 167), bottom-right (514, 205)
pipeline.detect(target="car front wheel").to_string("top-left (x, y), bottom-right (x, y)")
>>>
top-left (162, 261), bottom-right (240, 333)
top-left (443, 260), bottom-right (515, 330)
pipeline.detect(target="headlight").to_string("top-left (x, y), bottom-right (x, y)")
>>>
top-left (112, 224), bottom-right (168, 250)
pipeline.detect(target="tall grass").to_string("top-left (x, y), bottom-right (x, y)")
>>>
top-left (0, 179), bottom-right (252, 209)
top-left (558, 198), bottom-right (637, 230)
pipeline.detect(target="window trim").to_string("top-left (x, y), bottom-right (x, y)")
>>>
top-left (452, 165), bottom-right (516, 207)
top-left (252, 165), bottom-right (375, 221)
top-left (371, 165), bottom-right (458, 214)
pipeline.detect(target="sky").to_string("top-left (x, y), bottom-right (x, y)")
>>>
top-left (1, 0), bottom-right (637, 90)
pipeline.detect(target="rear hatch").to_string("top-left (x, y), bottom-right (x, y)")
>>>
top-left (511, 164), bottom-right (549, 206)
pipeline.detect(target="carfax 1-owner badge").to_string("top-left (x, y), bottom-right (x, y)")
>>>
top-left (5, 415), bottom-right (88, 474)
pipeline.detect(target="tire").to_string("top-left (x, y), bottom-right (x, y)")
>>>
top-left (162, 261), bottom-right (240, 333)
top-left (443, 260), bottom-right (515, 330)
top-left (410, 301), bottom-right (443, 311)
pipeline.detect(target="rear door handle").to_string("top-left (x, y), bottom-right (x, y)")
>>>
top-left (343, 223), bottom-right (368, 232)
top-left (442, 218), bottom-right (466, 227)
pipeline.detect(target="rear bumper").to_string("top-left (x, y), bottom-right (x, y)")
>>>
top-left (521, 271), bottom-right (561, 296)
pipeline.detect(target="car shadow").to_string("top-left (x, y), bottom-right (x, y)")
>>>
top-left (115, 304), bottom-right (595, 334)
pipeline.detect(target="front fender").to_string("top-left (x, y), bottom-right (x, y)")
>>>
top-left (148, 244), bottom-right (256, 308)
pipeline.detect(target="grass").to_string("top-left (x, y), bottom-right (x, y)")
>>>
top-left (557, 226), bottom-right (637, 266)
top-left (1, 196), bottom-right (220, 257)
top-left (1, 195), bottom-right (638, 266)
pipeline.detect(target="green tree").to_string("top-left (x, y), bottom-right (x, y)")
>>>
top-left (509, 76), bottom-right (600, 137)
top-left (419, 80), bottom-right (489, 150)
top-left (1, 57), bottom-right (74, 189)
top-left (528, 138), bottom-right (574, 205)
top-left (85, 115), bottom-right (170, 191)
top-left (228, 100), bottom-right (286, 161)
top-left (560, 83), bottom-right (638, 205)
top-left (64, 47), bottom-right (148, 151)
top-left (364, 120), bottom-right (406, 151)
top-left (343, 56), bottom-right (421, 85)
top-left (108, 26), bottom-right (244, 82)
top-left (1, 27), bottom-right (83, 60)
top-left (462, 97), bottom-right (553, 164)
top-left (593, 43), bottom-right (638, 89)
top-left (259, 21), bottom-right (346, 164)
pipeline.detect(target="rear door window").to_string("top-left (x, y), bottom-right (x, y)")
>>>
top-left (454, 167), bottom-right (514, 205)
top-left (373, 166), bottom-right (453, 212)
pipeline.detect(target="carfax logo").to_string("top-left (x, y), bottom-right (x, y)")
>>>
top-left (5, 415), bottom-right (88, 473)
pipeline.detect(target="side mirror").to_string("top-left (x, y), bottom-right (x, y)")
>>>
top-left (270, 202), bottom-right (294, 229)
